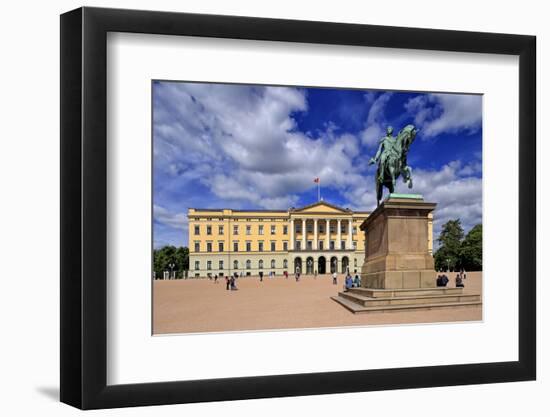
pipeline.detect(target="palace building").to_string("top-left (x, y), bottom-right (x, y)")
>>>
top-left (188, 201), bottom-right (433, 278)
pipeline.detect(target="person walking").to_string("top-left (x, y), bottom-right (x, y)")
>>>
top-left (332, 271), bottom-right (338, 285)
top-left (225, 276), bottom-right (230, 290)
top-left (214, 274), bottom-right (218, 284)
top-left (259, 271), bottom-right (263, 282)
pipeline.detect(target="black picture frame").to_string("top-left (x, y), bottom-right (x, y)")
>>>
top-left (60, 6), bottom-right (536, 410)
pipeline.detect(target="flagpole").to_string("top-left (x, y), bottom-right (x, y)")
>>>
top-left (318, 179), bottom-right (320, 201)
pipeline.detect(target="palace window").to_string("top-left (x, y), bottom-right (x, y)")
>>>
top-left (271, 241), bottom-right (276, 251)
top-left (296, 241), bottom-right (301, 250)
top-left (194, 261), bottom-right (200, 270)
top-left (352, 226), bottom-right (357, 235)
top-left (307, 241), bottom-right (313, 250)
top-left (194, 225), bottom-right (200, 235)
top-left (246, 260), bottom-right (251, 269)
top-left (233, 241), bottom-right (239, 252)
top-left (319, 241), bottom-right (324, 250)
top-left (306, 224), bottom-right (313, 233)
top-left (330, 225), bottom-right (335, 233)
top-left (283, 225), bottom-right (288, 234)
top-left (283, 259), bottom-right (288, 268)
top-left (246, 241), bottom-right (251, 252)
top-left (258, 241), bottom-right (264, 252)
top-left (218, 242), bottom-right (224, 252)
top-left (207, 261), bottom-right (212, 270)
top-left (206, 218), bottom-right (212, 221)
top-left (218, 225), bottom-right (224, 235)
top-left (246, 225), bottom-right (251, 235)
top-left (354, 258), bottom-right (358, 267)
top-left (353, 241), bottom-right (357, 250)
top-left (341, 241), bottom-right (346, 250)
top-left (340, 224), bottom-right (346, 233)
top-left (233, 225), bottom-right (239, 235)
top-left (259, 260), bottom-right (264, 269)
top-left (233, 260), bottom-right (238, 269)
top-left (283, 241), bottom-right (288, 251)
top-left (271, 259), bottom-right (276, 269)
top-left (271, 225), bottom-right (276, 235)
top-left (319, 225), bottom-right (325, 233)
top-left (194, 242), bottom-right (200, 252)
top-left (206, 242), bottom-right (212, 252)
top-left (330, 241), bottom-right (335, 250)
top-left (219, 260), bottom-right (224, 270)
top-left (206, 225), bottom-right (212, 235)
top-left (259, 225), bottom-right (264, 235)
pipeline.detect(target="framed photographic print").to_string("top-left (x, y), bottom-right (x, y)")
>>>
top-left (60, 6), bottom-right (536, 410)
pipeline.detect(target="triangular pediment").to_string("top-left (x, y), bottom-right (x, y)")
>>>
top-left (291, 201), bottom-right (351, 214)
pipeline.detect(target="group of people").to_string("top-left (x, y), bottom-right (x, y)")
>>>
top-left (213, 269), bottom-right (466, 291)
top-left (343, 272), bottom-right (362, 290)
top-left (258, 271), bottom-right (278, 282)
top-left (436, 269), bottom-right (467, 288)
top-left (221, 273), bottom-right (238, 291)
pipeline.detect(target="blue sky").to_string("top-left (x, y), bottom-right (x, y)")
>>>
top-left (153, 81), bottom-right (482, 248)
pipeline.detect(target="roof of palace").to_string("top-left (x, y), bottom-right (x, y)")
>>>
top-left (188, 200), bottom-right (370, 215)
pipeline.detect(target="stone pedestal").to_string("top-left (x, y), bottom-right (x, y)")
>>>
top-left (332, 195), bottom-right (481, 314)
top-left (360, 195), bottom-right (436, 289)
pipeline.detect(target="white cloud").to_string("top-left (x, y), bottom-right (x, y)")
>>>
top-left (154, 82), bottom-right (363, 209)
top-left (395, 160), bottom-right (482, 245)
top-left (360, 92), bottom-right (393, 147)
top-left (404, 93), bottom-right (482, 138)
top-left (153, 204), bottom-right (187, 230)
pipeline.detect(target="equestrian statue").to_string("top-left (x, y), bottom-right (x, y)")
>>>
top-left (369, 124), bottom-right (419, 206)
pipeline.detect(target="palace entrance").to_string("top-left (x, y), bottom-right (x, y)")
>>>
top-left (330, 256), bottom-right (338, 274)
top-left (294, 257), bottom-right (302, 274)
top-left (341, 256), bottom-right (349, 274)
top-left (306, 257), bottom-right (314, 274)
top-left (318, 256), bottom-right (326, 274)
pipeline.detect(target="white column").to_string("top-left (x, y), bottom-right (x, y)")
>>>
top-left (313, 218), bottom-right (318, 249)
top-left (290, 218), bottom-right (295, 250)
top-left (302, 218), bottom-right (306, 250)
top-left (337, 219), bottom-right (342, 250)
top-left (347, 219), bottom-right (353, 250)
top-left (325, 219), bottom-right (330, 249)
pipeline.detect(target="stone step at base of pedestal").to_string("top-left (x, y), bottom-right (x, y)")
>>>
top-left (348, 287), bottom-right (465, 298)
top-left (331, 295), bottom-right (482, 314)
top-left (338, 291), bottom-right (480, 307)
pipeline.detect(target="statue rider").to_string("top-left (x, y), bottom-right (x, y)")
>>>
top-left (369, 126), bottom-right (398, 183)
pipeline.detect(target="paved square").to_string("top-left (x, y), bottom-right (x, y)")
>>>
top-left (153, 272), bottom-right (482, 334)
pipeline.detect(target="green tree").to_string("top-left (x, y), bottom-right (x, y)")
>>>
top-left (434, 219), bottom-right (464, 271)
top-left (153, 245), bottom-right (189, 279)
top-left (460, 224), bottom-right (482, 271)
top-left (174, 246), bottom-right (189, 277)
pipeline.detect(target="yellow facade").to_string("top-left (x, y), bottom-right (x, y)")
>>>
top-left (188, 201), bottom-right (434, 277)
